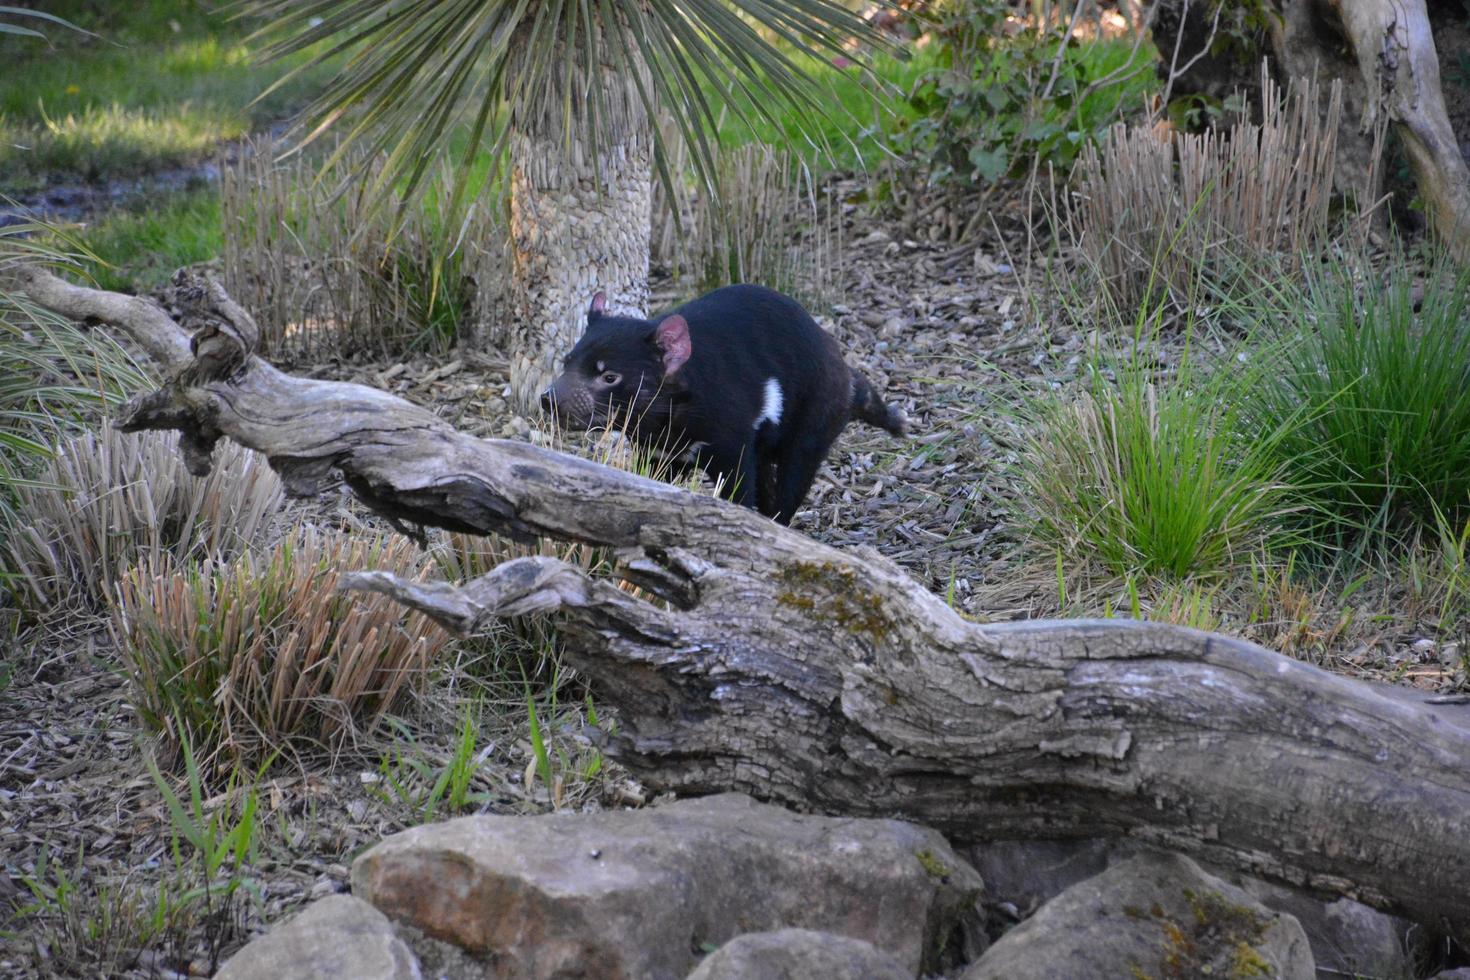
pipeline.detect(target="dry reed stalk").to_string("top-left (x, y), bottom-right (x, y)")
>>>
top-left (1070, 67), bottom-right (1341, 312)
top-left (651, 116), bottom-right (842, 308)
top-left (221, 139), bottom-right (508, 357)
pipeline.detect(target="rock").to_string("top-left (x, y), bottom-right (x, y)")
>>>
top-left (1230, 874), bottom-right (1413, 979)
top-left (215, 894), bottom-right (419, 980)
top-left (1430, 969), bottom-right (1470, 979)
top-left (961, 838), bottom-right (1117, 922)
top-left (969, 838), bottom-right (1412, 978)
top-left (962, 852), bottom-right (1314, 980)
top-left (685, 928), bottom-right (910, 980)
top-left (352, 792), bottom-right (982, 980)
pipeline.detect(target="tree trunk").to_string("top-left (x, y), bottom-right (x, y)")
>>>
top-left (19, 267), bottom-right (1470, 944)
top-left (1152, 0), bottom-right (1470, 255)
top-left (1267, 0), bottom-right (1470, 255)
top-left (503, 31), bottom-right (653, 413)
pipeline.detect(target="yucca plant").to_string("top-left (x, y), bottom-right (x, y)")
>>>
top-left (113, 526), bottom-right (449, 767)
top-left (0, 6), bottom-right (88, 41)
top-left (246, 0), bottom-right (897, 411)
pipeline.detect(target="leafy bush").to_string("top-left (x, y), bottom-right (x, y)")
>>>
top-left (1023, 354), bottom-right (1293, 581)
top-left (1249, 255), bottom-right (1470, 546)
top-left (3, 421), bottom-right (282, 615)
top-left (900, 1), bottom-right (1156, 191)
top-left (113, 527), bottom-right (449, 766)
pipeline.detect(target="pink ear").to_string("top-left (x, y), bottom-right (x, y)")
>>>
top-left (655, 315), bottom-right (692, 376)
top-left (589, 291), bottom-right (607, 319)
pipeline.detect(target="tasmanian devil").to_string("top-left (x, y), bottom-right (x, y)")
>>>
top-left (541, 283), bottom-right (907, 525)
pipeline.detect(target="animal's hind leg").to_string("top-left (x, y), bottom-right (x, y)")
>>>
top-left (769, 432), bottom-right (836, 525)
top-left (756, 459), bottom-right (779, 517)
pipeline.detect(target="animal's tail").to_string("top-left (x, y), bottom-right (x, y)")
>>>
top-left (850, 368), bottom-right (908, 437)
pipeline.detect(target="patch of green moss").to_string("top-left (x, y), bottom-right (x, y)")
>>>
top-left (1160, 919), bottom-right (1194, 976)
top-left (914, 848), bottom-right (951, 880)
top-left (1184, 888), bottom-right (1266, 936)
top-left (1229, 941), bottom-right (1271, 977)
top-left (1129, 887), bottom-right (1273, 979)
top-left (777, 561), bottom-right (894, 643)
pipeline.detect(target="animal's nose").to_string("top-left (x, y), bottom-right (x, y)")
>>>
top-left (539, 389), bottom-right (554, 413)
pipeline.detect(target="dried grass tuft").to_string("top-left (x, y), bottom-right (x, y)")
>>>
top-left (652, 117), bottom-right (842, 308)
top-left (1068, 68), bottom-right (1340, 313)
top-left (3, 421), bottom-right (283, 617)
top-left (113, 526), bottom-right (449, 767)
top-left (221, 138), bottom-right (508, 357)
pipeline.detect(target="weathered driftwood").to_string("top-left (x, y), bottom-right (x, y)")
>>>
top-left (22, 267), bottom-right (1470, 941)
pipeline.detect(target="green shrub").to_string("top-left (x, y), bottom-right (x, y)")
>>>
top-left (900, 1), bottom-right (1156, 190)
top-left (1023, 352), bottom-right (1293, 581)
top-left (1249, 255), bottom-right (1470, 546)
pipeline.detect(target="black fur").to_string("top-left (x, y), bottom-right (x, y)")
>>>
top-left (542, 284), bottom-right (907, 524)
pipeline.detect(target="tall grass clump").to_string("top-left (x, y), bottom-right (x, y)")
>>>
top-left (651, 123), bottom-right (842, 308)
top-left (1023, 349), bottom-right (1294, 581)
top-left (3, 421), bottom-right (282, 616)
top-left (1249, 254), bottom-right (1470, 547)
top-left (0, 222), bottom-right (154, 584)
top-left (221, 138), bottom-right (505, 357)
top-left (113, 527), bottom-right (448, 767)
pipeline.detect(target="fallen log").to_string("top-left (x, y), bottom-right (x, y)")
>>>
top-left (21, 267), bottom-right (1470, 942)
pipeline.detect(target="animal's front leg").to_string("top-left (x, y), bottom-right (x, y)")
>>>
top-left (707, 437), bottom-right (759, 511)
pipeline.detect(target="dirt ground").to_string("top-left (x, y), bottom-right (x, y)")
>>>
top-left (2, 177), bottom-right (1465, 978)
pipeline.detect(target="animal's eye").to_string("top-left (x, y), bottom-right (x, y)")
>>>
top-left (600, 371), bottom-right (621, 386)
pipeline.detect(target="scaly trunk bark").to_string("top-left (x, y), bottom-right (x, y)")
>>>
top-left (503, 32), bottom-right (653, 413)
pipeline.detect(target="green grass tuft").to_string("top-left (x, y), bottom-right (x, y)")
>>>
top-left (1249, 254), bottom-right (1470, 549)
top-left (70, 186), bottom-right (222, 292)
top-left (1023, 347), bottom-right (1295, 582)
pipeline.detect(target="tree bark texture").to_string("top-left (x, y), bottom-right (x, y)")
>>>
top-left (1269, 0), bottom-right (1470, 255)
top-left (503, 29), bottom-right (653, 413)
top-left (20, 268), bottom-right (1470, 942)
